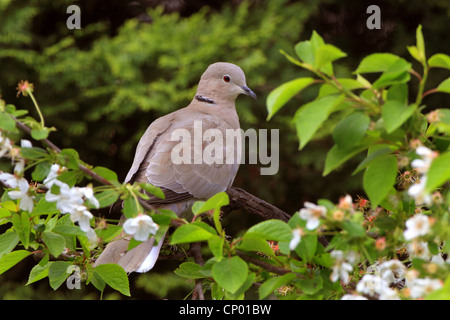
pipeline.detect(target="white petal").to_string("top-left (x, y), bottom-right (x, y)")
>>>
top-left (123, 218), bottom-right (138, 235)
top-left (20, 195), bottom-right (34, 212)
top-left (8, 190), bottom-right (23, 200)
top-left (416, 146), bottom-right (432, 157)
top-left (306, 217), bottom-right (320, 230)
top-left (20, 139), bottom-right (32, 148)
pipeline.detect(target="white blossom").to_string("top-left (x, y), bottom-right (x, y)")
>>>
top-left (378, 286), bottom-right (400, 300)
top-left (8, 178), bottom-right (34, 212)
top-left (45, 180), bottom-right (98, 236)
top-left (330, 250), bottom-right (356, 285)
top-left (403, 214), bottom-right (430, 241)
top-left (43, 164), bottom-right (63, 188)
top-left (85, 227), bottom-right (98, 247)
top-left (45, 180), bottom-right (83, 213)
top-left (407, 177), bottom-right (432, 205)
top-left (289, 228), bottom-right (302, 251)
top-left (407, 240), bottom-right (430, 260)
top-left (69, 205), bottom-right (94, 232)
top-left (0, 134), bottom-right (13, 158)
top-left (379, 260), bottom-right (406, 285)
top-left (123, 214), bottom-right (159, 242)
top-left (356, 274), bottom-right (388, 297)
top-left (299, 202), bottom-right (326, 230)
top-left (20, 139), bottom-right (32, 148)
top-left (341, 294), bottom-right (368, 300)
top-left (79, 185), bottom-right (99, 209)
top-left (408, 278), bottom-right (443, 299)
top-left (411, 146), bottom-right (435, 173)
top-left (0, 172), bottom-right (20, 188)
top-left (408, 147), bottom-right (437, 205)
top-left (45, 180), bottom-right (98, 213)
top-left (13, 159), bottom-right (25, 175)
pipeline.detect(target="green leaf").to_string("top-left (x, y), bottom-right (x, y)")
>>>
top-left (0, 232), bottom-right (19, 258)
top-left (212, 256), bottom-right (248, 294)
top-left (415, 25), bottom-right (425, 63)
top-left (246, 219), bottom-right (292, 241)
top-left (407, 46), bottom-right (421, 63)
top-left (32, 162), bottom-right (51, 182)
top-left (42, 232), bottom-right (66, 258)
top-left (266, 78), bottom-right (315, 120)
top-left (31, 127), bottom-right (50, 140)
top-left (12, 212), bottom-right (31, 248)
top-left (294, 95), bottom-right (344, 150)
top-left (20, 147), bottom-right (48, 160)
top-left (48, 261), bottom-right (72, 290)
top-left (140, 183), bottom-right (165, 199)
top-left (58, 149), bottom-right (80, 170)
top-left (315, 44), bottom-right (347, 70)
top-left (353, 147), bottom-right (396, 175)
top-left (428, 53), bottom-right (450, 70)
top-left (323, 143), bottom-right (368, 176)
top-left (94, 263), bottom-right (130, 296)
top-left (355, 53), bottom-right (402, 73)
top-left (373, 58), bottom-right (411, 89)
top-left (96, 190), bottom-right (120, 208)
top-left (122, 196), bottom-right (141, 219)
top-left (192, 192), bottom-right (229, 215)
top-left (259, 273), bottom-right (297, 299)
top-left (0, 207), bottom-right (10, 218)
top-left (207, 235), bottom-right (224, 259)
top-left (382, 101), bottom-right (416, 133)
top-left (294, 276), bottom-right (323, 295)
top-left (318, 78), bottom-right (364, 98)
top-left (333, 112), bottom-right (370, 149)
top-left (95, 225), bottom-right (122, 243)
top-left (387, 83), bottom-right (408, 104)
top-left (295, 234), bottom-right (318, 262)
top-left (170, 221), bottom-right (217, 244)
top-left (0, 250), bottom-right (32, 275)
top-left (436, 77), bottom-right (450, 93)
top-left (237, 234), bottom-right (276, 258)
top-left (363, 155), bottom-right (397, 207)
top-left (27, 262), bottom-right (50, 285)
top-left (342, 220), bottom-right (367, 239)
top-left (31, 197), bottom-right (58, 216)
top-left (0, 112), bottom-right (17, 132)
top-left (92, 166), bottom-right (118, 183)
top-left (225, 273), bottom-right (256, 300)
top-left (425, 151), bottom-right (450, 193)
top-left (295, 41), bottom-right (314, 65)
top-left (174, 262), bottom-right (205, 279)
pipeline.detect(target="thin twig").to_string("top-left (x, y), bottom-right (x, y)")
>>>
top-left (190, 242), bottom-right (205, 300)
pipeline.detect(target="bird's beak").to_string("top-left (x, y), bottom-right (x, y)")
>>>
top-left (240, 85), bottom-right (257, 100)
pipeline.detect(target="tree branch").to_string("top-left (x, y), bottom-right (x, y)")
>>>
top-left (190, 242), bottom-right (205, 300)
top-left (226, 187), bottom-right (329, 248)
top-left (225, 187), bottom-right (291, 222)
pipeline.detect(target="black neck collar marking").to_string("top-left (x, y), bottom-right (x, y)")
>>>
top-left (195, 95), bottom-right (215, 105)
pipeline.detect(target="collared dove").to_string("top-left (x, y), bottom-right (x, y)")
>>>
top-left (94, 62), bottom-right (256, 273)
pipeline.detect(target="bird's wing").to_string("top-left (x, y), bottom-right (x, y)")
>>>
top-left (143, 113), bottom-right (241, 201)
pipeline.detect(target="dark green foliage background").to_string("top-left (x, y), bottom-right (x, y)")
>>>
top-left (0, 0), bottom-right (449, 299)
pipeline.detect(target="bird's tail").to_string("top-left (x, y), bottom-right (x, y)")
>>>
top-left (94, 232), bottom-right (166, 273)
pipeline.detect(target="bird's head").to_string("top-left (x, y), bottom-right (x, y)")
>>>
top-left (196, 62), bottom-right (257, 102)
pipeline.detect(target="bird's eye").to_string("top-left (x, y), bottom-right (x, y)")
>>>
top-left (223, 75), bottom-right (231, 82)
